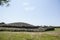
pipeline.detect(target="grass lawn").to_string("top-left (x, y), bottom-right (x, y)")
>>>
top-left (0, 28), bottom-right (60, 40)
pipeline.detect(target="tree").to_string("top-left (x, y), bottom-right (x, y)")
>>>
top-left (0, 0), bottom-right (9, 6)
top-left (0, 22), bottom-right (5, 24)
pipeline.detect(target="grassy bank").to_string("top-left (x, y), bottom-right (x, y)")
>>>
top-left (0, 28), bottom-right (60, 40)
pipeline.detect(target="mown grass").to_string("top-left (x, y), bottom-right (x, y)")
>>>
top-left (0, 28), bottom-right (60, 40)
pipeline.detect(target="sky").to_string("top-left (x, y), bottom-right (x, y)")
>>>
top-left (0, 0), bottom-right (60, 26)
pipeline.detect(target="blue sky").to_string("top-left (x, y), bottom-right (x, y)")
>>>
top-left (0, 0), bottom-right (60, 26)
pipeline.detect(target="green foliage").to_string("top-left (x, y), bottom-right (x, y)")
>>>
top-left (0, 0), bottom-right (9, 6)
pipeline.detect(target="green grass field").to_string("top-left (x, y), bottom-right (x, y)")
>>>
top-left (0, 28), bottom-right (60, 40)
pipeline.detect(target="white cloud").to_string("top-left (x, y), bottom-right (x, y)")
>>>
top-left (24, 7), bottom-right (29, 11)
top-left (23, 2), bottom-right (29, 6)
top-left (30, 7), bottom-right (35, 10)
top-left (24, 7), bottom-right (35, 11)
top-left (23, 1), bottom-right (36, 11)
